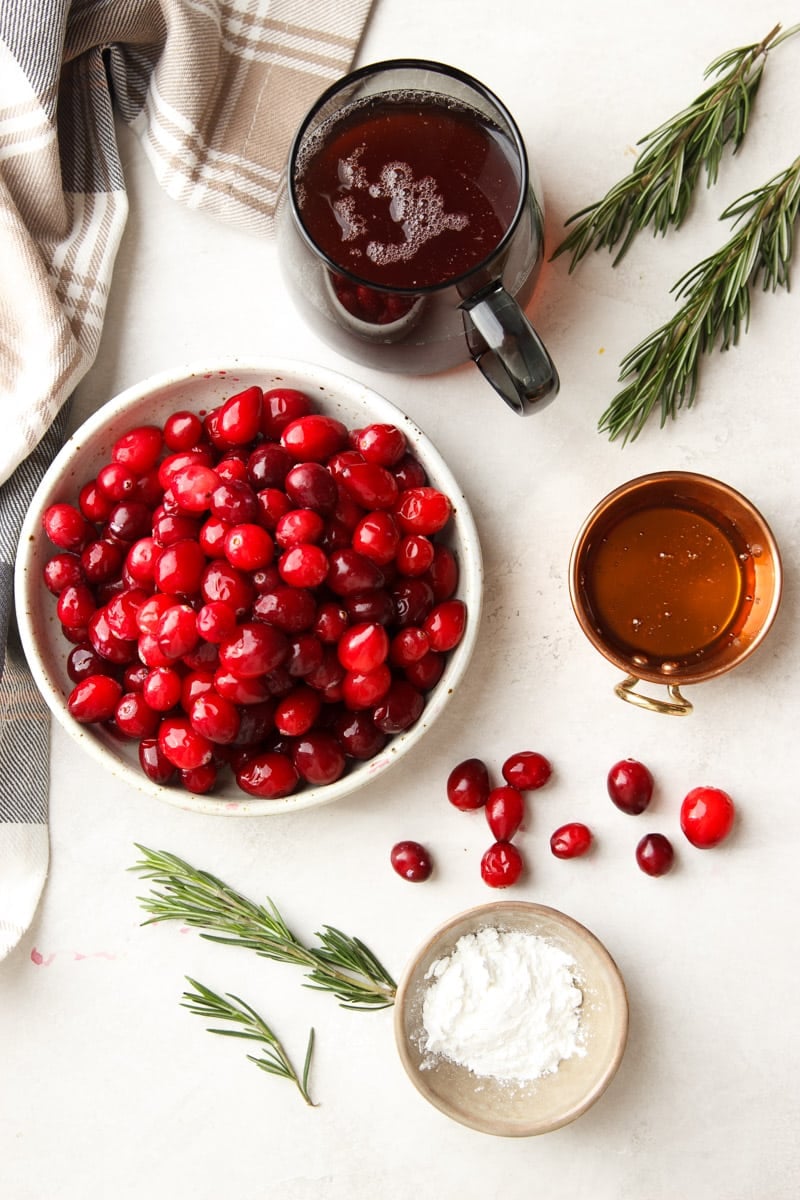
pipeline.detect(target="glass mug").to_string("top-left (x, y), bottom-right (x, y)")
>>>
top-left (275, 59), bottom-right (559, 415)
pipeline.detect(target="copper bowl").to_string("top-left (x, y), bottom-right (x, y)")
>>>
top-left (569, 472), bottom-right (782, 715)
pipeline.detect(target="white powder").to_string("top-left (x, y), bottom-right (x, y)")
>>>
top-left (421, 927), bottom-right (585, 1082)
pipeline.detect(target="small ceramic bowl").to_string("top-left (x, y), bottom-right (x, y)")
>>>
top-left (569, 471), bottom-right (782, 715)
top-left (15, 358), bottom-right (482, 816)
top-left (394, 902), bottom-right (628, 1136)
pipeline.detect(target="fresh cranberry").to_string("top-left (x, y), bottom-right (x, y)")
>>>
top-left (196, 600), bottom-right (237, 644)
top-left (286, 633), bottom-right (324, 678)
top-left (342, 664), bottom-right (392, 710)
top-left (427, 544), bottom-right (459, 601)
top-left (155, 603), bottom-right (199, 659)
top-left (278, 543), bottom-right (328, 589)
top-left (115, 692), bottom-right (160, 739)
top-left (502, 750), bottom-right (552, 791)
top-left (351, 511), bottom-right (400, 565)
top-left (372, 680), bottom-right (424, 733)
top-left (274, 685), bottom-right (321, 736)
top-left (154, 539), bottom-right (206, 598)
top-left (391, 577), bottom-right (434, 626)
top-left (210, 479), bottom-right (260, 525)
top-left (200, 559), bottom-right (254, 615)
top-left (219, 622), bottom-right (288, 678)
top-left (389, 626), bottom-right (429, 666)
top-left (261, 388), bottom-right (312, 438)
top-left (680, 786), bottom-right (735, 848)
top-left (158, 715), bottom-right (214, 770)
top-left (105, 588), bottom-right (149, 640)
top-left (485, 786), bottom-right (524, 841)
top-left (403, 650), bottom-right (445, 691)
top-left (142, 666), bottom-right (183, 712)
top-left (292, 731), bottom-right (346, 785)
top-left (97, 462), bottom-right (137, 500)
top-left (235, 751), bottom-right (299, 798)
top-left (57, 583), bottom-right (97, 629)
top-left (314, 601), bottom-right (349, 644)
top-left (88, 608), bottom-right (137, 664)
top-left (79, 481), bottom-right (114, 523)
top-left (67, 674), bottom-right (123, 723)
top-left (636, 833), bottom-right (675, 876)
top-left (223, 523), bottom-right (274, 571)
top-left (607, 758), bottom-right (654, 815)
top-left (169, 464), bottom-right (221, 514)
top-left (112, 425), bottom-right (163, 474)
top-left (337, 622), bottom-right (389, 673)
top-left (355, 423), bottom-right (406, 466)
top-left (274, 509), bottom-right (325, 549)
top-left (344, 589), bottom-right (395, 626)
top-left (326, 549), bottom-right (384, 596)
top-left (43, 552), bottom-right (83, 594)
top-left (43, 502), bottom-right (93, 551)
top-left (332, 709), bottom-right (388, 759)
top-left (284, 462), bottom-right (338, 513)
top-left (480, 842), bottom-right (523, 888)
top-left (163, 410), bottom-right (203, 450)
top-left (281, 414), bottom-right (348, 462)
top-left (339, 461), bottom-right (399, 510)
top-left (396, 534), bottom-right (434, 577)
top-left (139, 737), bottom-right (177, 784)
top-left (550, 822), bottom-right (593, 859)
top-left (447, 758), bottom-right (490, 810)
top-left (215, 385), bottom-right (263, 445)
top-left (423, 599), bottom-right (466, 652)
top-left (125, 537), bottom-right (158, 586)
top-left (136, 592), bottom-right (175, 633)
top-left (395, 487), bottom-right (452, 535)
top-left (180, 763), bottom-right (218, 794)
top-left (67, 644), bottom-right (108, 682)
top-left (189, 691), bottom-right (241, 744)
top-left (106, 501), bottom-right (154, 543)
top-left (390, 840), bottom-right (433, 882)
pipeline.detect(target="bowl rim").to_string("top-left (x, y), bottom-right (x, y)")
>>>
top-left (14, 356), bottom-right (483, 816)
top-left (568, 469), bottom-right (783, 686)
top-left (393, 899), bottom-right (629, 1136)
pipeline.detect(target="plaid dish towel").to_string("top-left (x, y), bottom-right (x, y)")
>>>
top-left (0, 0), bottom-right (374, 959)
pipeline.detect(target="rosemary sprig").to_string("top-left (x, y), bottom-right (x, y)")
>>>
top-left (599, 153), bottom-right (800, 442)
top-left (552, 22), bottom-right (800, 270)
top-left (182, 977), bottom-right (316, 1104)
top-left (131, 845), bottom-right (397, 1010)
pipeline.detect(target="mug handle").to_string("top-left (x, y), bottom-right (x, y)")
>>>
top-left (615, 674), bottom-right (694, 717)
top-left (461, 284), bottom-right (559, 415)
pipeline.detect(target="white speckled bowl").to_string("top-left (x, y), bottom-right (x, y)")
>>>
top-left (15, 358), bottom-right (482, 816)
top-left (394, 902), bottom-right (629, 1136)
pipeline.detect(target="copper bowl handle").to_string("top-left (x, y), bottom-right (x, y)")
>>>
top-left (614, 675), bottom-right (694, 717)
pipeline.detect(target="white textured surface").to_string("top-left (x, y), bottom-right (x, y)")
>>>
top-left (3, 3), bottom-right (800, 1197)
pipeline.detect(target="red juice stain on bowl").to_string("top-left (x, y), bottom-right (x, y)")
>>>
top-left (294, 93), bottom-right (521, 290)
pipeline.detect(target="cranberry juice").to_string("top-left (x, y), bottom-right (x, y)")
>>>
top-left (294, 93), bottom-right (521, 291)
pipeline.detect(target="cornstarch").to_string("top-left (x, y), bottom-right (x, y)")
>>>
top-left (421, 926), bottom-right (585, 1082)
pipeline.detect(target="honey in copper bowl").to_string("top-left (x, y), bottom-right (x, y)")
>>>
top-left (570, 472), bottom-right (782, 696)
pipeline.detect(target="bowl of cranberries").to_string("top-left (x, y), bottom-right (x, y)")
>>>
top-left (15, 359), bottom-right (482, 815)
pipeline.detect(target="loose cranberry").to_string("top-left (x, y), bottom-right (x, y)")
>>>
top-left (550, 822), bottom-right (593, 859)
top-left (189, 691), bottom-right (241, 744)
top-left (607, 758), bottom-right (654, 815)
top-left (115, 692), bottom-right (160, 739)
top-left (314, 601), bottom-right (349, 644)
top-left (158, 715), bottom-right (214, 770)
top-left (142, 666), bottom-right (183, 712)
top-left (351, 511), bottom-right (400, 565)
top-left (200, 559), bottom-right (254, 615)
top-left (447, 758), bottom-right (490, 810)
top-left (404, 650), bottom-right (445, 691)
top-left (274, 685), bottom-right (321, 736)
top-left (391, 577), bottom-right (434, 626)
top-left (372, 680), bottom-right (424, 733)
top-left (180, 669), bottom-right (215, 710)
top-left (79, 480), bottom-right (114, 523)
top-left (342, 665), bottom-right (392, 710)
top-left (281, 414), bottom-right (348, 462)
top-left (293, 731), bottom-right (346, 785)
top-left (502, 751), bottom-right (552, 791)
top-left (235, 750), bottom-right (299, 798)
top-left (97, 462), bottom-right (137, 500)
top-left (112, 425), bottom-right (163, 474)
top-left (170, 464), bottom-right (221, 514)
top-left (284, 462), bottom-right (338, 513)
top-left (636, 833), bottom-right (675, 876)
top-left (390, 840), bottom-right (433, 882)
top-left (337, 622), bottom-right (389, 673)
top-left (261, 387), bottom-right (312, 438)
top-left (154, 539), bottom-right (206, 598)
top-left (196, 600), bottom-right (237, 644)
top-left (158, 449), bottom-right (213, 492)
top-left (43, 552), bottom-right (83, 594)
top-left (67, 644), bottom-right (108, 682)
top-left (339, 461), bottom-right (399, 510)
top-left (344, 589), bottom-right (395, 626)
top-left (480, 841), bottom-right (524, 888)
top-left (428, 544), bottom-right (459, 600)
top-left (286, 633), bottom-right (324, 678)
top-left (163, 410), bottom-right (203, 450)
top-left (214, 668), bottom-right (272, 705)
top-left (356, 423), bottom-right (406, 466)
top-left (211, 479), bottom-right (260, 525)
top-left (423, 599), bottom-right (466, 652)
top-left (105, 588), bottom-right (149, 640)
top-left (125, 537), bottom-right (158, 586)
top-left (395, 487), bottom-right (452, 535)
top-left (219, 621), bottom-right (289, 679)
top-left (57, 583), bottom-right (97, 629)
top-left (485, 786), bottom-right (524, 841)
top-left (680, 786), bottom-right (735, 848)
top-left (396, 534), bottom-right (434, 577)
top-left (389, 626), bottom-right (429, 666)
top-left (275, 509), bottom-right (325, 549)
top-left (43, 502), bottom-right (93, 551)
top-left (180, 763), bottom-right (218, 794)
top-left (279, 543), bottom-right (328, 589)
top-left (136, 592), bottom-right (175, 633)
top-left (139, 737), bottom-right (177, 784)
top-left (216, 385), bottom-right (263, 445)
top-left (332, 709), bottom-right (388, 760)
top-left (223, 523), bottom-right (274, 571)
top-left (253, 585), bottom-right (317, 633)
top-left (88, 608), bottom-right (137, 664)
top-left (155, 603), bottom-right (199, 659)
top-left (67, 674), bottom-right (123, 723)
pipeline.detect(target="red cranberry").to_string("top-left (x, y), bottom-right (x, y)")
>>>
top-left (485, 786), bottom-right (524, 841)
top-left (480, 842), bottom-right (523, 888)
top-left (219, 622), bottom-right (289, 678)
top-left (337, 622), bottom-right (389, 673)
top-left (278, 543), bottom-right (328, 588)
top-left (281, 414), bottom-right (348, 462)
top-left (216, 385), bottom-right (263, 445)
top-left (67, 674), bottom-right (123, 723)
top-left (284, 462), bottom-right (338, 513)
top-left (636, 833), bottom-right (675, 876)
top-left (274, 685), bottom-right (321, 736)
top-left (351, 511), bottom-right (400, 565)
top-left (396, 534), bottom-right (434, 577)
top-left (339, 461), bottom-right (399, 510)
top-left (261, 387), bottom-right (312, 438)
top-left (158, 715), bottom-right (214, 770)
top-left (292, 732), bottom-right (346, 785)
top-left (43, 552), bottom-right (83, 594)
top-left (550, 822), bottom-right (593, 859)
top-left (607, 758), bottom-right (654, 815)
top-left (447, 758), bottom-right (490, 810)
top-left (680, 786), bottom-right (735, 848)
top-left (235, 751), bottom-right (299, 798)
top-left (395, 487), bottom-right (452, 535)
top-left (253, 585), bottom-right (317, 633)
top-left (372, 680), bottom-right (423, 733)
top-left (163, 410), bottom-right (203, 450)
top-left (332, 710), bottom-right (388, 760)
top-left (502, 750), bottom-right (552, 791)
top-left (275, 509), bottom-right (325, 548)
top-left (189, 691), bottom-right (241, 744)
top-left (115, 692), bottom-right (160, 739)
top-left (112, 424), bottom-right (163, 473)
top-left (43, 502), bottom-right (93, 551)
top-left (355, 423), bottom-right (406, 466)
top-left (423, 599), bottom-right (466, 652)
top-left (139, 736), bottom-right (177, 784)
top-left (342, 665), bottom-right (391, 710)
top-left (390, 840), bottom-right (433, 882)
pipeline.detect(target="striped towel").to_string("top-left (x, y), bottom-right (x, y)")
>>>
top-left (0, 0), bottom-right (373, 959)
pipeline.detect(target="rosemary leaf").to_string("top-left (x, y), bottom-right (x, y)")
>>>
top-left (599, 154), bottom-right (800, 441)
top-left (182, 978), bottom-right (317, 1105)
top-left (552, 22), bottom-right (799, 270)
top-left (131, 845), bottom-right (397, 1010)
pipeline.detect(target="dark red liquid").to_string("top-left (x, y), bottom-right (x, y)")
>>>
top-left (295, 93), bottom-right (521, 290)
